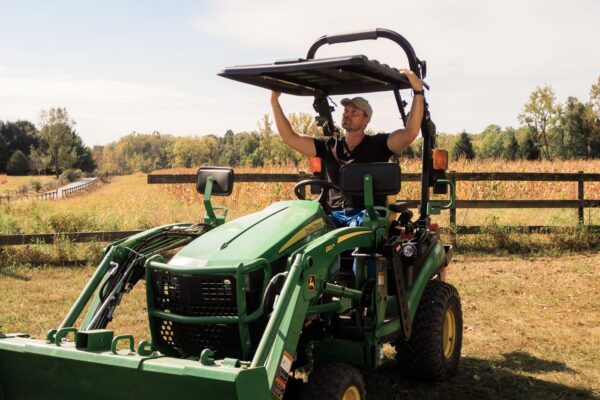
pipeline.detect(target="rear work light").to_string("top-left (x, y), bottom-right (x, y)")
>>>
top-left (433, 149), bottom-right (448, 171)
top-left (310, 157), bottom-right (322, 174)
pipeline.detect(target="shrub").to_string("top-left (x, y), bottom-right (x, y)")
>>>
top-left (60, 169), bottom-right (83, 182)
top-left (30, 180), bottom-right (42, 192)
top-left (7, 150), bottom-right (30, 175)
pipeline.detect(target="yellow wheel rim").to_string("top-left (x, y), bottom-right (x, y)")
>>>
top-left (342, 385), bottom-right (361, 400)
top-left (442, 308), bottom-right (456, 359)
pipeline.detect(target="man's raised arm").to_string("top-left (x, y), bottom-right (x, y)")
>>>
top-left (387, 69), bottom-right (425, 155)
top-left (271, 91), bottom-right (317, 157)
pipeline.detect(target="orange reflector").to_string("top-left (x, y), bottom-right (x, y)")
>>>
top-left (433, 149), bottom-right (448, 170)
top-left (310, 157), bottom-right (322, 173)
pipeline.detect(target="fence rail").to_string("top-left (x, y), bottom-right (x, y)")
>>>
top-left (2, 225), bottom-right (599, 247)
top-left (0, 177), bottom-right (99, 202)
top-left (0, 230), bottom-right (143, 246)
top-left (1, 172), bottom-right (598, 246)
top-left (147, 171), bottom-right (600, 224)
top-left (60, 178), bottom-right (99, 197)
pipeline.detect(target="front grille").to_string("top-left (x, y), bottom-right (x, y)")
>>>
top-left (150, 270), bottom-right (242, 358)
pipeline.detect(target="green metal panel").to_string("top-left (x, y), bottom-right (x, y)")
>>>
top-left (0, 337), bottom-right (270, 400)
top-left (169, 200), bottom-right (327, 268)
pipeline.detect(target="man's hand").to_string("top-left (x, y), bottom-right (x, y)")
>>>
top-left (271, 90), bottom-right (282, 104)
top-left (399, 69), bottom-right (424, 91)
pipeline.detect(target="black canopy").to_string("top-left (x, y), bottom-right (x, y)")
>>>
top-left (218, 55), bottom-right (411, 96)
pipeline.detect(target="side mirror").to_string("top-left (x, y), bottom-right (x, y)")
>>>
top-left (196, 167), bottom-right (234, 196)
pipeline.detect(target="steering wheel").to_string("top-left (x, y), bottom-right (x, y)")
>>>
top-left (294, 179), bottom-right (340, 205)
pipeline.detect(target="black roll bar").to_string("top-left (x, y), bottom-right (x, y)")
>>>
top-left (306, 28), bottom-right (426, 79)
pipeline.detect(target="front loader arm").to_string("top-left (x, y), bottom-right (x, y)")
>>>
top-left (252, 227), bottom-right (374, 397)
top-left (49, 223), bottom-right (211, 340)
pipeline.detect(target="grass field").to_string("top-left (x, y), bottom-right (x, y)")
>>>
top-left (1, 253), bottom-right (598, 399)
top-left (0, 174), bottom-right (58, 194)
top-left (1, 159), bottom-right (599, 236)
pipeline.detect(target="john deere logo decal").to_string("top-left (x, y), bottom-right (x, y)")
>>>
top-left (307, 275), bottom-right (316, 291)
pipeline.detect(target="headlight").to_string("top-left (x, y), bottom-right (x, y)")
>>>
top-left (402, 244), bottom-right (416, 258)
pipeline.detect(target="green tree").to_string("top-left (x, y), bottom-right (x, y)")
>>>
top-left (72, 136), bottom-right (96, 172)
top-left (590, 76), bottom-right (600, 117)
top-left (453, 131), bottom-right (476, 160)
top-left (6, 150), bottom-right (29, 175)
top-left (521, 136), bottom-right (541, 160)
top-left (198, 135), bottom-right (221, 166)
top-left (28, 145), bottom-right (46, 175)
top-left (171, 136), bottom-right (205, 168)
top-left (0, 120), bottom-right (37, 172)
top-left (518, 85), bottom-right (559, 160)
top-left (37, 108), bottom-right (78, 178)
top-left (103, 131), bottom-right (174, 173)
top-left (0, 133), bottom-right (7, 171)
top-left (258, 115), bottom-right (274, 161)
top-left (478, 124), bottom-right (504, 159)
top-left (236, 132), bottom-right (262, 167)
top-left (271, 135), bottom-right (300, 166)
top-left (502, 129), bottom-right (520, 160)
top-left (553, 97), bottom-right (600, 159)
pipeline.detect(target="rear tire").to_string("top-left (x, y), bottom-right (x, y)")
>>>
top-left (395, 280), bottom-right (463, 381)
top-left (300, 363), bottom-right (366, 400)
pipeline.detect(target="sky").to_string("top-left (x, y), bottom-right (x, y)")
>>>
top-left (0, 0), bottom-right (598, 146)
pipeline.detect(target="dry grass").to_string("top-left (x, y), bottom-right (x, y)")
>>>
top-left (0, 175), bottom-right (57, 194)
top-left (1, 161), bottom-right (599, 266)
top-left (1, 253), bottom-right (599, 399)
top-left (1, 160), bottom-right (599, 236)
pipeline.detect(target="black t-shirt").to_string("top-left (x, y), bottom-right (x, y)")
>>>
top-left (314, 133), bottom-right (394, 210)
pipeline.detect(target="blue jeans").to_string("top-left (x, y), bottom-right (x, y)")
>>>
top-left (329, 208), bottom-right (366, 228)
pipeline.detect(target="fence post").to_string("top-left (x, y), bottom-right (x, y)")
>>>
top-left (449, 170), bottom-right (457, 226)
top-left (298, 171), bottom-right (306, 199)
top-left (578, 171), bottom-right (584, 224)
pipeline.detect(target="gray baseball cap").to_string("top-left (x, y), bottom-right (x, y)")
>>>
top-left (341, 97), bottom-right (373, 118)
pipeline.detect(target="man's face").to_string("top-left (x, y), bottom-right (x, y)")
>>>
top-left (342, 103), bottom-right (370, 133)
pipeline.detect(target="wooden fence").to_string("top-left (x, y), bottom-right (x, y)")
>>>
top-left (59, 178), bottom-right (100, 197)
top-left (147, 171), bottom-right (600, 223)
top-left (0, 177), bottom-right (99, 202)
top-left (1, 172), bottom-right (599, 246)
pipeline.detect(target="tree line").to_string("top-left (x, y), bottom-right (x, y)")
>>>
top-left (448, 80), bottom-right (600, 161)
top-left (2, 78), bottom-right (599, 176)
top-left (0, 108), bottom-right (95, 177)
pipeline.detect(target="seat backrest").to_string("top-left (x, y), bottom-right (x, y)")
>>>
top-left (339, 162), bottom-right (400, 197)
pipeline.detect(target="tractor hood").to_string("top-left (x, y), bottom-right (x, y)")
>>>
top-left (169, 200), bottom-right (327, 268)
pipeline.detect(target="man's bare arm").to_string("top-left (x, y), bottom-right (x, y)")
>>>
top-left (271, 91), bottom-right (317, 157)
top-left (387, 69), bottom-right (424, 155)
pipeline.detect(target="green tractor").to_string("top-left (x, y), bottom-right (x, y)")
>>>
top-left (0, 28), bottom-right (461, 400)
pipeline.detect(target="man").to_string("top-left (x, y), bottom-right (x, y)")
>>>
top-left (271, 68), bottom-right (424, 226)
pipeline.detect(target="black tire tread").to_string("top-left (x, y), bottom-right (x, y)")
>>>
top-left (299, 363), bottom-right (366, 400)
top-left (395, 280), bottom-right (463, 381)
